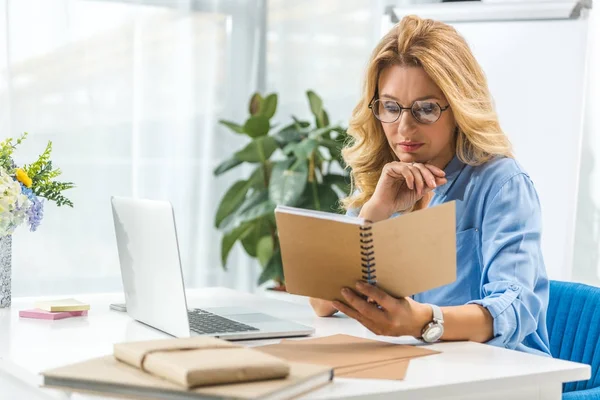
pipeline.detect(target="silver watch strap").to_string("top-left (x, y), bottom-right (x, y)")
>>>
top-left (430, 304), bottom-right (443, 324)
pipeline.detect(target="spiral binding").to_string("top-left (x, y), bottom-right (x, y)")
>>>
top-left (359, 222), bottom-right (376, 285)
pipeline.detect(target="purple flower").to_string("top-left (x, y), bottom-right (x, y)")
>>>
top-left (20, 185), bottom-right (44, 232)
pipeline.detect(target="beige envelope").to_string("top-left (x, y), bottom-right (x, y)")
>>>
top-left (258, 334), bottom-right (439, 380)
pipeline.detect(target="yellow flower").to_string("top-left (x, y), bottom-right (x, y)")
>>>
top-left (15, 168), bottom-right (32, 188)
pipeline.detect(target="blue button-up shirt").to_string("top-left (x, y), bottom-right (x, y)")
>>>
top-left (349, 156), bottom-right (551, 356)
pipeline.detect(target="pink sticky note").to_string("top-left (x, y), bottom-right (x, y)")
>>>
top-left (19, 309), bottom-right (88, 320)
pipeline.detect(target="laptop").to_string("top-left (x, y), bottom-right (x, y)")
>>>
top-left (110, 196), bottom-right (314, 340)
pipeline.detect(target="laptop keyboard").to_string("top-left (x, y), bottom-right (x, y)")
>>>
top-left (188, 309), bottom-right (259, 335)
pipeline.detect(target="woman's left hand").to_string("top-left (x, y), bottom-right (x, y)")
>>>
top-left (332, 281), bottom-right (432, 337)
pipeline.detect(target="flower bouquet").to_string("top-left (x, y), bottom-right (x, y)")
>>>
top-left (0, 133), bottom-right (74, 307)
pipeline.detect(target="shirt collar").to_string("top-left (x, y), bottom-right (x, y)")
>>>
top-left (434, 155), bottom-right (465, 197)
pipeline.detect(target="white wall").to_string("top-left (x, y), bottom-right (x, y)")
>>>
top-left (572, 7), bottom-right (600, 286)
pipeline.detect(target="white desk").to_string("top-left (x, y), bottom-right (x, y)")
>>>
top-left (0, 287), bottom-right (591, 400)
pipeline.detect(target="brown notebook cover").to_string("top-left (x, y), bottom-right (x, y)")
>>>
top-left (113, 336), bottom-right (290, 388)
top-left (41, 356), bottom-right (333, 400)
top-left (275, 201), bottom-right (456, 302)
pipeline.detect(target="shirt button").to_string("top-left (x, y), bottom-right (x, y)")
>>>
top-left (509, 284), bottom-right (520, 291)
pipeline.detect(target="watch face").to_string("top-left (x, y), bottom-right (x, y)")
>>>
top-left (424, 324), bottom-right (443, 342)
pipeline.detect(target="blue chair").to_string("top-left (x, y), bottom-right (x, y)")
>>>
top-left (547, 280), bottom-right (600, 399)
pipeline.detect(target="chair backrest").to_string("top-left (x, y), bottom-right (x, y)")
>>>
top-left (548, 280), bottom-right (600, 393)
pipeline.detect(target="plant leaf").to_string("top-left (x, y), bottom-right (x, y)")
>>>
top-left (258, 249), bottom-right (284, 286)
top-left (260, 94), bottom-right (278, 119)
top-left (256, 235), bottom-right (274, 268)
top-left (214, 180), bottom-right (251, 228)
top-left (214, 157), bottom-right (243, 175)
top-left (323, 174), bottom-right (351, 196)
top-left (248, 164), bottom-right (266, 189)
top-left (308, 126), bottom-right (336, 140)
top-left (307, 90), bottom-right (323, 122)
top-left (218, 190), bottom-right (276, 233)
top-left (292, 139), bottom-right (318, 160)
top-left (249, 93), bottom-right (263, 116)
top-left (269, 159), bottom-right (309, 206)
top-left (219, 120), bottom-right (245, 134)
top-left (322, 110), bottom-right (330, 127)
top-left (235, 136), bottom-right (277, 163)
top-left (241, 218), bottom-right (271, 257)
top-left (244, 115), bottom-right (270, 138)
top-left (317, 183), bottom-right (341, 213)
top-left (221, 222), bottom-right (253, 269)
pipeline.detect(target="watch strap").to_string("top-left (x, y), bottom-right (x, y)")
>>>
top-left (430, 303), bottom-right (443, 324)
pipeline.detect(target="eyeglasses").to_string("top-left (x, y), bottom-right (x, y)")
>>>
top-left (368, 98), bottom-right (450, 125)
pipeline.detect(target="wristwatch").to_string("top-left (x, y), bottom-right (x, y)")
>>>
top-left (421, 304), bottom-right (444, 343)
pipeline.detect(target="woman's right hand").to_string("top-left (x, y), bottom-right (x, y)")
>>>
top-left (363, 162), bottom-right (447, 221)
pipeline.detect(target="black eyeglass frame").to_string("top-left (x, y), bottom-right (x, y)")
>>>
top-left (368, 94), bottom-right (451, 125)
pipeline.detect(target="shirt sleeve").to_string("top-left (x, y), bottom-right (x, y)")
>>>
top-left (467, 173), bottom-right (547, 349)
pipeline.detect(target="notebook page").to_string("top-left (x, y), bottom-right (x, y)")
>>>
top-left (275, 205), bottom-right (366, 225)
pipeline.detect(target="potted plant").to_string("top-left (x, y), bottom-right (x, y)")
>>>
top-left (213, 91), bottom-right (350, 289)
top-left (0, 132), bottom-right (74, 307)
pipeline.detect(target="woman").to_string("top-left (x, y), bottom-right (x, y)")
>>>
top-left (309, 15), bottom-right (551, 356)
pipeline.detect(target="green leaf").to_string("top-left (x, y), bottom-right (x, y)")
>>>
top-left (292, 139), bottom-right (318, 160)
top-left (258, 249), bottom-right (284, 286)
top-left (292, 117), bottom-right (310, 128)
top-left (248, 164), bottom-right (267, 189)
top-left (214, 180), bottom-right (251, 228)
top-left (269, 159), bottom-right (309, 206)
top-left (320, 138), bottom-right (343, 163)
top-left (323, 174), bottom-right (351, 196)
top-left (307, 90), bottom-right (323, 121)
top-left (282, 142), bottom-right (297, 156)
top-left (274, 126), bottom-right (306, 147)
top-left (322, 110), bottom-right (330, 127)
top-left (244, 115), bottom-right (270, 138)
top-left (249, 93), bottom-right (263, 116)
top-left (219, 190), bottom-right (276, 233)
top-left (241, 218), bottom-right (271, 257)
top-left (235, 136), bottom-right (277, 163)
top-left (221, 222), bottom-right (253, 269)
top-left (308, 126), bottom-right (336, 140)
top-left (214, 157), bottom-right (243, 175)
top-left (256, 235), bottom-right (274, 268)
top-left (219, 120), bottom-right (245, 134)
top-left (316, 183), bottom-right (341, 213)
top-left (260, 94), bottom-right (278, 119)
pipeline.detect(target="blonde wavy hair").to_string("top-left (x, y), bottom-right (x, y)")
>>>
top-left (341, 15), bottom-right (513, 211)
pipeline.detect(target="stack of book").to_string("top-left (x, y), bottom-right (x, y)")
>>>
top-left (19, 298), bottom-right (90, 320)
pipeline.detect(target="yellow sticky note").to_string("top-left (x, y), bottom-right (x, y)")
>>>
top-left (34, 298), bottom-right (90, 312)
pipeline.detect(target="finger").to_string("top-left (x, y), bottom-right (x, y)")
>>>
top-left (424, 163), bottom-right (446, 178)
top-left (354, 281), bottom-right (396, 310)
top-left (408, 165), bottom-right (424, 196)
top-left (341, 287), bottom-right (383, 318)
top-left (413, 163), bottom-right (437, 189)
top-left (423, 177), bottom-right (448, 195)
top-left (385, 163), bottom-right (414, 190)
top-left (332, 301), bottom-right (382, 334)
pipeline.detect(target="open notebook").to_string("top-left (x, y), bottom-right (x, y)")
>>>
top-left (275, 201), bottom-right (456, 302)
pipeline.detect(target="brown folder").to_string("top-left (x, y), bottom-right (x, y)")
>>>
top-left (257, 334), bottom-right (439, 380)
top-left (275, 201), bottom-right (456, 302)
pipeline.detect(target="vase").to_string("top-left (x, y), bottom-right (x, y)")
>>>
top-left (0, 235), bottom-right (11, 308)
